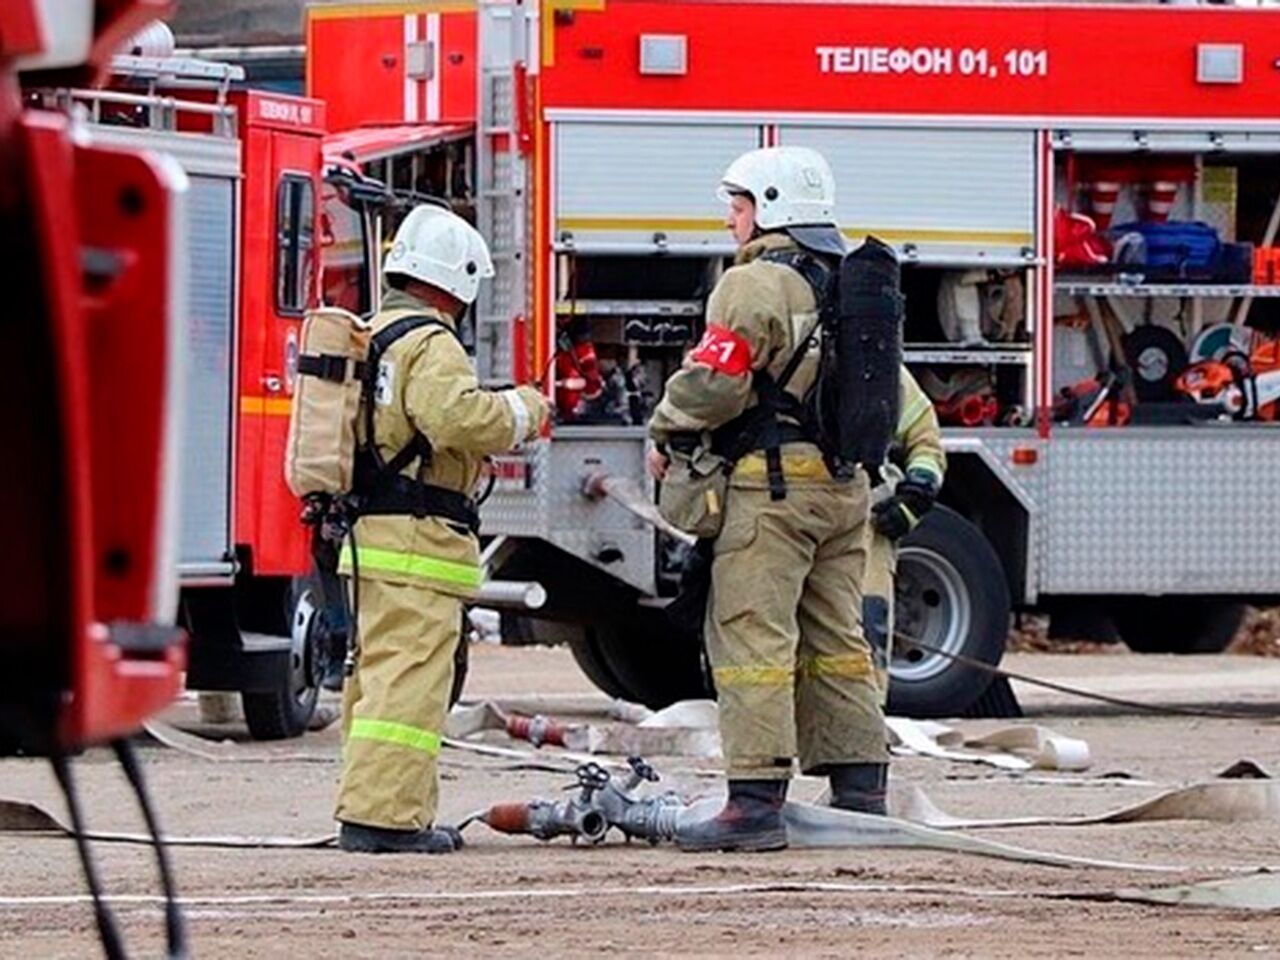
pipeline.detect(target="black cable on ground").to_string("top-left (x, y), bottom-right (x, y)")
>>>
top-left (49, 752), bottom-right (126, 960)
top-left (895, 630), bottom-right (1280, 723)
top-left (112, 739), bottom-right (187, 960)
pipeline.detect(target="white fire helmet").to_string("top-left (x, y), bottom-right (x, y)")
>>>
top-left (717, 146), bottom-right (843, 255)
top-left (382, 204), bottom-right (495, 305)
top-left (718, 146), bottom-right (838, 229)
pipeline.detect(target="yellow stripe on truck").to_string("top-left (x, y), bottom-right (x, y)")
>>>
top-left (844, 226), bottom-right (1033, 246)
top-left (240, 396), bottom-right (292, 417)
top-left (557, 216), bottom-right (725, 233)
top-left (557, 217), bottom-right (1031, 247)
top-left (307, 2), bottom-right (477, 21)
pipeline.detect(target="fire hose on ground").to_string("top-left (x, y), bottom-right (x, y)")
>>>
top-left (451, 756), bottom-right (1202, 871)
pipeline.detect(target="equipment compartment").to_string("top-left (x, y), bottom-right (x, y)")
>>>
top-left (901, 265), bottom-right (1034, 429)
top-left (1053, 144), bottom-right (1280, 428)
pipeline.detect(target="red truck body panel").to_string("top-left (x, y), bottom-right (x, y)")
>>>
top-left (307, 5), bottom-right (478, 126)
top-left (231, 90), bottom-right (326, 578)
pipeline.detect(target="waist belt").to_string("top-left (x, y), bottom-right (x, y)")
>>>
top-left (358, 474), bottom-right (480, 533)
top-left (736, 450), bottom-right (831, 481)
top-left (759, 422), bottom-right (810, 449)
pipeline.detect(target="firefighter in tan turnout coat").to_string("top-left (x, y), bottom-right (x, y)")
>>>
top-left (648, 146), bottom-right (893, 852)
top-left (335, 206), bottom-right (548, 854)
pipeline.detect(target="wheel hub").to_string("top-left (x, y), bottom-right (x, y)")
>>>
top-left (892, 546), bottom-right (972, 684)
top-left (291, 589), bottom-right (322, 698)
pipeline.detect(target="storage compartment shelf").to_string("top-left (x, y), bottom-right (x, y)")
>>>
top-left (904, 345), bottom-right (1033, 366)
top-left (1056, 281), bottom-right (1280, 299)
top-left (899, 254), bottom-right (1043, 269)
top-left (555, 299), bottom-right (704, 318)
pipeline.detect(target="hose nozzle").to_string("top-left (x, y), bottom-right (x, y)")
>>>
top-left (480, 800), bottom-right (610, 844)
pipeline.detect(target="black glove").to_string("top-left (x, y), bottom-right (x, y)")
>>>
top-left (871, 469), bottom-right (939, 541)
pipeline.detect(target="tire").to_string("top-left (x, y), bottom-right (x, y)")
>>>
top-left (501, 616), bottom-right (632, 701)
top-left (502, 612), bottom-right (632, 700)
top-left (1112, 598), bottom-right (1246, 654)
top-left (588, 604), bottom-right (713, 709)
top-left (450, 627), bottom-right (469, 707)
top-left (568, 628), bottom-right (632, 700)
top-left (242, 578), bottom-right (323, 740)
top-left (887, 505), bottom-right (1011, 719)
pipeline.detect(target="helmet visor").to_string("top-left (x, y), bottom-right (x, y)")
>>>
top-left (716, 181), bottom-right (752, 205)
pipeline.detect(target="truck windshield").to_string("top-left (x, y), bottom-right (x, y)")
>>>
top-left (319, 182), bottom-right (372, 316)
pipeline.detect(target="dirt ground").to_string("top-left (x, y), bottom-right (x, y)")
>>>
top-left (3, 645), bottom-right (1279, 959)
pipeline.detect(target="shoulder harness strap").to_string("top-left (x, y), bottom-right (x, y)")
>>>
top-left (361, 315), bottom-right (460, 476)
top-left (721, 249), bottom-right (835, 500)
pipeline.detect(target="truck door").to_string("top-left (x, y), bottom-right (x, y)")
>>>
top-left (236, 122), bottom-right (321, 578)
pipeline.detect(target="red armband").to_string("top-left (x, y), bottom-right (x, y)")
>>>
top-left (688, 324), bottom-right (753, 377)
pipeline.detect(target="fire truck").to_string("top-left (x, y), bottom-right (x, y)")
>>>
top-left (303, 0), bottom-right (1280, 721)
top-left (21, 25), bottom-right (384, 739)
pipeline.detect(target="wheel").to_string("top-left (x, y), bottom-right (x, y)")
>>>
top-left (588, 604), bottom-right (713, 709)
top-left (242, 578), bottom-right (324, 740)
top-left (450, 625), bottom-right (469, 707)
top-left (888, 505), bottom-right (1011, 719)
top-left (568, 627), bottom-right (632, 700)
top-left (1112, 598), bottom-right (1246, 654)
top-left (501, 612), bottom-right (631, 700)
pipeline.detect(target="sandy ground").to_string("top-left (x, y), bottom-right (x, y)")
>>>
top-left (2, 646), bottom-right (1280, 958)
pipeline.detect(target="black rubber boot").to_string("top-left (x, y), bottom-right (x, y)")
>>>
top-left (338, 821), bottom-right (463, 854)
top-left (828, 763), bottom-right (888, 815)
top-left (677, 779), bottom-right (789, 853)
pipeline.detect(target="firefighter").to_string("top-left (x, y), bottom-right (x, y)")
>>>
top-left (647, 146), bottom-right (888, 852)
top-left (866, 370), bottom-right (946, 701)
top-left (335, 205), bottom-right (548, 854)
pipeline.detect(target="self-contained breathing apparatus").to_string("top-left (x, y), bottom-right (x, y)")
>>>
top-left (285, 307), bottom-right (480, 682)
top-left (694, 234), bottom-right (904, 499)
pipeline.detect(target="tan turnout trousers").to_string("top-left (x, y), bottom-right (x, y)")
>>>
top-left (707, 457), bottom-right (887, 779)
top-left (336, 578), bottom-right (460, 830)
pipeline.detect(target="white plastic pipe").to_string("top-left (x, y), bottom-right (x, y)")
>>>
top-left (474, 580), bottom-right (547, 610)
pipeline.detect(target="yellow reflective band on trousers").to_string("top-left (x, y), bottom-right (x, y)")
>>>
top-left (340, 544), bottom-right (483, 589)
top-left (800, 652), bottom-right (875, 680)
top-left (349, 717), bottom-right (442, 756)
top-left (713, 664), bottom-right (795, 686)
